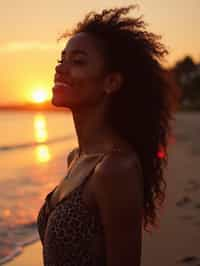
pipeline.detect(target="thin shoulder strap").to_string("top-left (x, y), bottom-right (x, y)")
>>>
top-left (80, 153), bottom-right (106, 187)
top-left (70, 147), bottom-right (127, 188)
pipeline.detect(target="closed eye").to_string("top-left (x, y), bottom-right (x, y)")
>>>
top-left (57, 58), bottom-right (85, 65)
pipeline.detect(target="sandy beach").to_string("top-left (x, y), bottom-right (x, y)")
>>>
top-left (5, 241), bottom-right (43, 266)
top-left (5, 112), bottom-right (200, 266)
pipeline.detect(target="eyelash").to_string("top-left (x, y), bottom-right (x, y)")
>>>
top-left (57, 59), bottom-right (84, 64)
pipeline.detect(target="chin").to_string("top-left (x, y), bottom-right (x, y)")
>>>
top-left (51, 96), bottom-right (67, 107)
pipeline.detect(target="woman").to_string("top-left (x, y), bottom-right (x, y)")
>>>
top-left (37, 5), bottom-right (178, 266)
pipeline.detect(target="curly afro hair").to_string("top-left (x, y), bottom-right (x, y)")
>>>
top-left (57, 4), bottom-right (179, 233)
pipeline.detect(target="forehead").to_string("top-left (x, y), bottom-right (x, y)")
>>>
top-left (63, 32), bottom-right (104, 57)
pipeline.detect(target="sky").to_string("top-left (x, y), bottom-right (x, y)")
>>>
top-left (0, 0), bottom-right (200, 104)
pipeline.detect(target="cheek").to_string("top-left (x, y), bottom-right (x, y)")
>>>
top-left (71, 67), bottom-right (105, 98)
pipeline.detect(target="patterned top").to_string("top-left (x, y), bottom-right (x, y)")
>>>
top-left (37, 153), bottom-right (107, 266)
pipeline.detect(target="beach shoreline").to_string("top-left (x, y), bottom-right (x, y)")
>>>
top-left (5, 241), bottom-right (43, 266)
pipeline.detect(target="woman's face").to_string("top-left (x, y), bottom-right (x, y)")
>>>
top-left (52, 32), bottom-right (109, 109)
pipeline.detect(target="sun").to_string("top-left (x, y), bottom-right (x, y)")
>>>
top-left (30, 88), bottom-right (50, 103)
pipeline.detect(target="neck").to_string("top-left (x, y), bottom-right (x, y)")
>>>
top-left (71, 103), bottom-right (127, 156)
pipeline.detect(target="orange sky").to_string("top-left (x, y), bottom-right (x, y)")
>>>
top-left (0, 0), bottom-right (199, 104)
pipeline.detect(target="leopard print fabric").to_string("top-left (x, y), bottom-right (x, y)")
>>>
top-left (37, 154), bottom-right (107, 266)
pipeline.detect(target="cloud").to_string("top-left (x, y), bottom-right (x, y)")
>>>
top-left (0, 41), bottom-right (64, 53)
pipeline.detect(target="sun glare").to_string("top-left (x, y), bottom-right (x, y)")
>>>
top-left (31, 88), bottom-right (50, 103)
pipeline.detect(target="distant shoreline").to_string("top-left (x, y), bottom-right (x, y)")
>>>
top-left (0, 103), bottom-right (70, 112)
top-left (0, 103), bottom-right (199, 113)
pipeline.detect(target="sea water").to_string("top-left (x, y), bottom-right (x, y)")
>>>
top-left (0, 110), bottom-right (77, 265)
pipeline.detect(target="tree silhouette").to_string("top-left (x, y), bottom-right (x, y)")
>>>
top-left (172, 56), bottom-right (200, 108)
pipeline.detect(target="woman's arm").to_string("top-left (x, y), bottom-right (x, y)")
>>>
top-left (93, 153), bottom-right (144, 266)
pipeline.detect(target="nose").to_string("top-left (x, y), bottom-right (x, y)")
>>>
top-left (55, 63), bottom-right (63, 73)
top-left (55, 61), bottom-right (71, 75)
top-left (54, 62), bottom-right (72, 85)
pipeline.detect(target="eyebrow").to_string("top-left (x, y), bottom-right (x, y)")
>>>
top-left (61, 49), bottom-right (88, 57)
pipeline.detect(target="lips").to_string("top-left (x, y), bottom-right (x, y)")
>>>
top-left (53, 82), bottom-right (72, 95)
top-left (53, 74), bottom-right (72, 94)
top-left (54, 72), bottom-right (72, 85)
top-left (54, 81), bottom-right (69, 88)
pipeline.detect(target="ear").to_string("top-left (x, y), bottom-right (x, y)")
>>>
top-left (104, 72), bottom-right (124, 95)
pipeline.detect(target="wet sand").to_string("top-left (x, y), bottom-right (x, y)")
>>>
top-left (5, 241), bottom-right (43, 266)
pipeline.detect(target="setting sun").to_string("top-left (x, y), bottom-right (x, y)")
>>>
top-left (30, 88), bottom-right (51, 103)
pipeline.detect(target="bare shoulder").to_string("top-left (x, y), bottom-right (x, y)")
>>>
top-left (93, 149), bottom-right (144, 206)
top-left (92, 149), bottom-right (144, 266)
top-left (94, 149), bottom-right (143, 187)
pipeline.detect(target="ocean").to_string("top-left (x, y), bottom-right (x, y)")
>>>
top-left (0, 110), bottom-right (77, 265)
